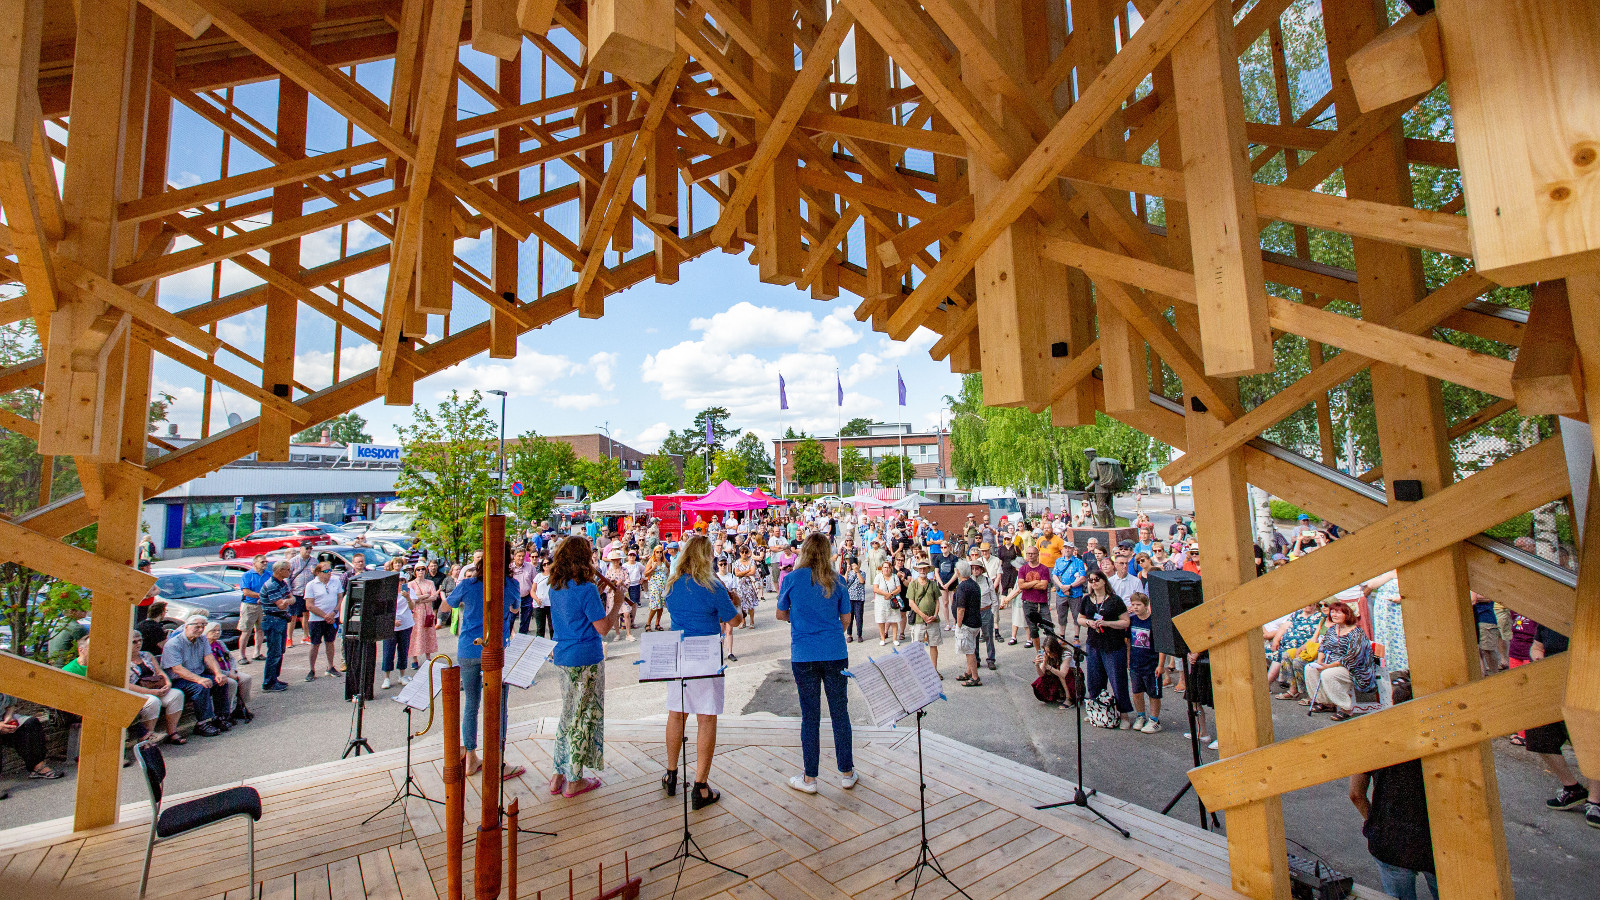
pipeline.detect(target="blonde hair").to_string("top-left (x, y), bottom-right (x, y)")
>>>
top-left (666, 533), bottom-right (716, 594)
top-left (797, 533), bottom-right (837, 594)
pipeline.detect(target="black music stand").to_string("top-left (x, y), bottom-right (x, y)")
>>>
top-left (1033, 642), bottom-right (1131, 839)
top-left (641, 636), bottom-right (742, 899)
top-left (895, 709), bottom-right (972, 900)
top-left (364, 705), bottom-right (442, 825)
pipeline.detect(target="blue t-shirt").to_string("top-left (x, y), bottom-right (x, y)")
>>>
top-left (1473, 600), bottom-right (1497, 625)
top-left (585, 521), bottom-right (598, 542)
top-left (1133, 541), bottom-right (1154, 557)
top-left (240, 570), bottom-right (267, 604)
top-left (927, 530), bottom-right (945, 554)
top-left (777, 569), bottom-right (851, 663)
top-left (1054, 557), bottom-right (1086, 598)
top-left (664, 577), bottom-right (738, 638)
top-left (446, 577), bottom-right (517, 662)
top-left (551, 581), bottom-right (607, 667)
top-left (1129, 613), bottom-right (1158, 672)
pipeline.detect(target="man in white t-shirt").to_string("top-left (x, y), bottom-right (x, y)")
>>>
top-left (303, 564), bottom-right (343, 681)
top-left (1108, 552), bottom-right (1142, 602)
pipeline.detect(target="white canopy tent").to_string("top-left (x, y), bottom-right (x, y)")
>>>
top-left (888, 494), bottom-right (923, 511)
top-left (589, 489), bottom-right (650, 515)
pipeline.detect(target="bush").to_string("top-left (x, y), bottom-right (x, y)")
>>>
top-left (1485, 511), bottom-right (1574, 546)
top-left (1269, 500), bottom-right (1319, 523)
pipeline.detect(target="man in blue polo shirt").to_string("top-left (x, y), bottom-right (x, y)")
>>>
top-left (926, 524), bottom-right (945, 567)
top-left (1051, 550), bottom-right (1086, 641)
top-left (238, 555), bottom-right (269, 664)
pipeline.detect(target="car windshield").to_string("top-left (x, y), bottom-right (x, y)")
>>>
top-left (370, 509), bottom-right (415, 532)
top-left (155, 572), bottom-right (232, 599)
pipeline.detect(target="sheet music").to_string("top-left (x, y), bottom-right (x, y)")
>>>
top-left (678, 635), bottom-right (724, 678)
top-left (896, 642), bottom-right (944, 710)
top-left (641, 630), bottom-right (684, 680)
top-left (394, 658), bottom-right (449, 710)
top-left (504, 633), bottom-right (558, 689)
top-left (851, 662), bottom-right (907, 728)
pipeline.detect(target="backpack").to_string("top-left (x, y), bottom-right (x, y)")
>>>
top-left (1084, 687), bottom-right (1121, 729)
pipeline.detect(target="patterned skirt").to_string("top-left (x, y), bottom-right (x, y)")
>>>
top-left (553, 662), bottom-right (605, 779)
top-left (736, 574), bottom-right (763, 612)
top-left (645, 570), bottom-right (668, 611)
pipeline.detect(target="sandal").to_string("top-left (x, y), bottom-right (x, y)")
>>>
top-left (30, 766), bottom-right (64, 780)
top-left (691, 782), bottom-right (721, 810)
top-left (1510, 735), bottom-right (1526, 746)
top-left (1329, 710), bottom-right (1358, 722)
top-left (961, 678), bottom-right (982, 687)
top-left (548, 774), bottom-right (566, 795)
top-left (1296, 698), bottom-right (1313, 707)
top-left (562, 776), bottom-right (602, 799)
top-left (1274, 691), bottom-right (1300, 701)
top-left (502, 765), bottom-right (526, 781)
top-left (663, 768), bottom-right (679, 797)
top-left (166, 733), bottom-right (187, 746)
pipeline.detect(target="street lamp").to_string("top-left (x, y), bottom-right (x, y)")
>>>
top-left (488, 389), bottom-right (508, 489)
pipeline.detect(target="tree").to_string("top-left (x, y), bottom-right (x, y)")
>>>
top-left (712, 450), bottom-right (749, 486)
top-left (876, 453), bottom-right (912, 489)
top-left (395, 390), bottom-right (500, 563)
top-left (839, 446), bottom-right (873, 485)
top-left (575, 456), bottom-right (626, 502)
top-left (791, 437), bottom-right (832, 488)
top-left (505, 432), bottom-right (580, 528)
top-left (731, 431), bottom-right (772, 476)
top-left (840, 417), bottom-right (874, 437)
top-left (296, 412), bottom-right (373, 444)
top-left (640, 454), bottom-right (680, 495)
top-left (147, 391), bottom-right (176, 434)
top-left (683, 461), bottom-right (709, 493)
top-left (685, 407), bottom-right (741, 475)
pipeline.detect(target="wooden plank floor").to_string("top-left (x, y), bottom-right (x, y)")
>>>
top-left (0, 717), bottom-right (1250, 900)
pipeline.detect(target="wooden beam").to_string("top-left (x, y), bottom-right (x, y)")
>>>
top-left (1511, 280), bottom-right (1584, 415)
top-left (1175, 437), bottom-right (1570, 653)
top-left (0, 516), bottom-right (154, 602)
top-left (884, 0), bottom-right (1218, 341)
top-left (0, 650), bottom-right (148, 724)
top-left (1171, 0), bottom-right (1272, 376)
top-left (1561, 270), bottom-right (1600, 777)
top-left (473, 0), bottom-right (523, 60)
top-left (1190, 657), bottom-right (1568, 812)
top-left (1346, 10), bottom-right (1443, 112)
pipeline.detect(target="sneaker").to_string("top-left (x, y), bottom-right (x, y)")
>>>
top-left (788, 775), bottom-right (818, 794)
top-left (1132, 714), bottom-right (1147, 731)
top-left (328, 668), bottom-right (340, 677)
top-left (1586, 802), bottom-right (1600, 829)
top-left (840, 771), bottom-right (859, 790)
top-left (879, 639), bottom-right (888, 646)
top-left (304, 672), bottom-right (316, 682)
top-left (399, 675), bottom-right (412, 685)
top-left (894, 639), bottom-right (903, 647)
top-left (1141, 718), bottom-right (1162, 734)
top-left (1119, 716), bottom-right (1133, 730)
top-left (1548, 783), bottom-right (1589, 810)
top-left (381, 677), bottom-right (392, 690)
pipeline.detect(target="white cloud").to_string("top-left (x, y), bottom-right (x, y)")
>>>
top-left (625, 421), bottom-right (672, 452)
top-left (551, 393), bottom-right (612, 410)
top-left (584, 351), bottom-right (619, 391)
top-left (687, 302), bottom-right (859, 353)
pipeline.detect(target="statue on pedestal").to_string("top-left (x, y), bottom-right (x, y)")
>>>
top-left (1082, 448), bottom-right (1125, 529)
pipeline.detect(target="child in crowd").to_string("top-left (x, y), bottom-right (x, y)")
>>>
top-left (1126, 593), bottom-right (1163, 733)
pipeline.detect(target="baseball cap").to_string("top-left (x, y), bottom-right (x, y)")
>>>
top-left (1297, 513), bottom-right (1310, 521)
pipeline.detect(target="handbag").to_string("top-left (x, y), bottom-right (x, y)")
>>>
top-left (1084, 687), bottom-right (1121, 728)
top-left (1296, 620), bottom-right (1326, 662)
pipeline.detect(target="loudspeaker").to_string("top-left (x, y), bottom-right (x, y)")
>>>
top-left (343, 638), bottom-right (376, 702)
top-left (345, 572), bottom-right (398, 642)
top-left (1145, 570), bottom-right (1203, 658)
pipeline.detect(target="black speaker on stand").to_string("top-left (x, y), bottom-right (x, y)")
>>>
top-left (1145, 570), bottom-right (1218, 830)
top-left (342, 572), bottom-right (398, 756)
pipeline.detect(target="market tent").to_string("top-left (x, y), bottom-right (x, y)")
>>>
top-left (888, 494), bottom-right (923, 511)
top-left (589, 489), bottom-right (650, 515)
top-left (683, 480), bottom-right (766, 511)
top-left (840, 493), bottom-right (888, 507)
top-left (746, 488), bottom-right (786, 507)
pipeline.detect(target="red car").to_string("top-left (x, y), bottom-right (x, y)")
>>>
top-left (219, 524), bottom-right (334, 559)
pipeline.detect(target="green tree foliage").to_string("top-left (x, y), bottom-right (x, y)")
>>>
top-left (640, 454), bottom-right (680, 495)
top-left (682, 407), bottom-right (740, 475)
top-left (839, 446), bottom-right (873, 484)
top-left (505, 432), bottom-right (579, 529)
top-left (840, 417), bottom-right (874, 436)
top-left (791, 437), bottom-right (833, 487)
top-left (396, 390), bottom-right (500, 563)
top-left (683, 460), bottom-right (709, 493)
top-left (945, 374), bottom-right (1156, 491)
top-left (712, 450), bottom-right (749, 486)
top-left (296, 412), bottom-right (373, 445)
top-left (875, 453), bottom-right (912, 489)
top-left (731, 431), bottom-right (773, 476)
top-left (575, 456), bottom-right (626, 502)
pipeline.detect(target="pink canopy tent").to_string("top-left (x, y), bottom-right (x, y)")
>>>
top-left (746, 488), bottom-right (785, 507)
top-left (683, 480), bottom-right (767, 511)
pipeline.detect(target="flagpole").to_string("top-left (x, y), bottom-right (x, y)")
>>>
top-left (836, 369), bottom-right (844, 495)
top-left (777, 374), bottom-right (785, 496)
top-left (897, 369), bottom-right (906, 491)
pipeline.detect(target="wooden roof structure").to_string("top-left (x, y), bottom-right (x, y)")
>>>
top-left (0, 0), bottom-right (1597, 898)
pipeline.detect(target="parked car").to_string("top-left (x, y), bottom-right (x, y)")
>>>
top-left (218, 524), bottom-right (335, 559)
top-left (340, 520), bottom-right (375, 536)
top-left (180, 559), bottom-right (254, 589)
top-left (266, 544), bottom-right (390, 572)
top-left (295, 521), bottom-right (353, 540)
top-left (150, 567), bottom-right (243, 648)
top-left (363, 503), bottom-right (417, 550)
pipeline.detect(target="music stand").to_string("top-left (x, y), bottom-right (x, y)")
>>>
top-left (364, 705), bottom-right (443, 825)
top-left (640, 633), bottom-right (743, 899)
top-left (1033, 642), bottom-right (1131, 839)
top-left (895, 709), bottom-right (972, 900)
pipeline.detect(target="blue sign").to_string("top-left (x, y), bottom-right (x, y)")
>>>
top-left (347, 443), bottom-right (403, 462)
top-left (233, 496), bottom-right (243, 514)
top-left (510, 481), bottom-right (525, 496)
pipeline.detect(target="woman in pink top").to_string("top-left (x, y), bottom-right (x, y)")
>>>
top-left (409, 563), bottom-right (439, 661)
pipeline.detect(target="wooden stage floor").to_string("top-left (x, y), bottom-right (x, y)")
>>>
top-left (0, 716), bottom-right (1251, 900)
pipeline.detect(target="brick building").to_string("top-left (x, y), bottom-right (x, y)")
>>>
top-left (505, 433), bottom-right (681, 498)
top-left (772, 423), bottom-right (955, 494)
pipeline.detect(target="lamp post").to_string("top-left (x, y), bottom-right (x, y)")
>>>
top-left (487, 389), bottom-right (508, 489)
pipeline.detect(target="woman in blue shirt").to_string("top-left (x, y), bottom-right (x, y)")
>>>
top-left (445, 558), bottom-right (521, 780)
top-left (547, 535), bottom-right (620, 798)
top-left (662, 534), bottom-right (743, 808)
top-left (777, 533), bottom-right (856, 794)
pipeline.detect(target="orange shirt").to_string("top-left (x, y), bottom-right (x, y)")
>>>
top-left (1038, 535), bottom-right (1066, 567)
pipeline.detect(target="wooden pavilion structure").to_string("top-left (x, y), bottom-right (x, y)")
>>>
top-left (0, 0), bottom-right (1596, 897)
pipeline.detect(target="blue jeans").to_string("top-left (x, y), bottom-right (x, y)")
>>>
top-left (792, 659), bottom-right (853, 778)
top-left (518, 595), bottom-right (533, 634)
top-left (849, 599), bottom-right (865, 639)
top-left (261, 616), bottom-right (287, 688)
top-left (382, 627), bottom-right (412, 673)
top-left (1085, 646), bottom-right (1133, 713)
top-left (460, 658), bottom-right (511, 753)
top-left (1376, 860), bottom-right (1438, 900)
top-left (171, 676), bottom-right (217, 721)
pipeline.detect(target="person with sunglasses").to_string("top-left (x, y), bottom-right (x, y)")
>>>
top-left (1077, 570), bottom-right (1134, 729)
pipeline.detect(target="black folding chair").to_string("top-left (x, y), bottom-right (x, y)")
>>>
top-left (135, 741), bottom-right (262, 899)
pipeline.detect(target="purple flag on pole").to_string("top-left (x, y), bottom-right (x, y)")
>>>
top-left (779, 374), bottom-right (789, 410)
top-left (836, 372), bottom-right (844, 407)
top-left (706, 416), bottom-right (715, 446)
top-left (897, 369), bottom-right (907, 406)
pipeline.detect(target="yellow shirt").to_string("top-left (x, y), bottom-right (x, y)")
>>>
top-left (1039, 535), bottom-right (1065, 567)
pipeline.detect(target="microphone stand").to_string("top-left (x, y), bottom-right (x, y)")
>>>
top-left (1033, 643), bottom-right (1130, 839)
top-left (650, 673), bottom-right (744, 900)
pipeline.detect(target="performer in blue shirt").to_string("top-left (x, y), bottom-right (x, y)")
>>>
top-left (661, 534), bottom-right (743, 808)
top-left (777, 533), bottom-right (857, 794)
top-left (546, 535), bottom-right (621, 798)
top-left (446, 556), bottom-right (520, 782)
